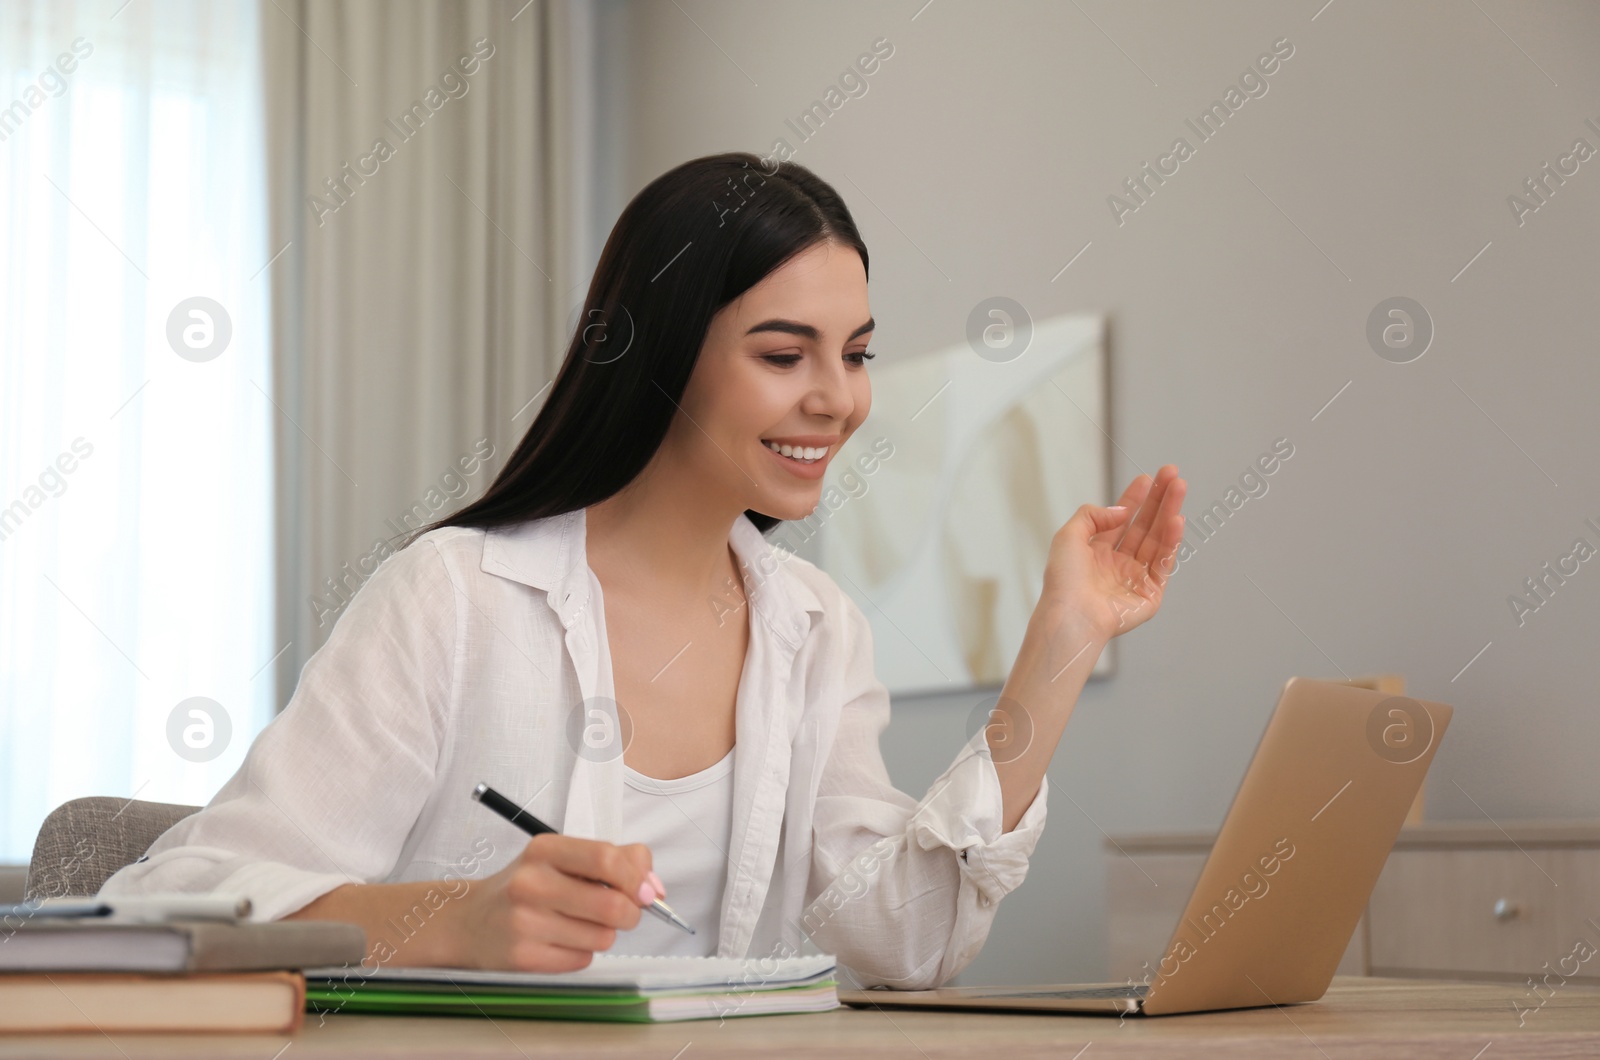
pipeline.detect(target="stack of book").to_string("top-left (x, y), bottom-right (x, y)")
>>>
top-left (1, 896), bottom-right (842, 1030)
top-left (0, 896), bottom-right (365, 1034)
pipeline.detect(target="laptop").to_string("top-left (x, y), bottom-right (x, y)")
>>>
top-left (839, 676), bottom-right (1453, 1016)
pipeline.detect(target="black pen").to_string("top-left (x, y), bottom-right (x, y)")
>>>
top-left (471, 781), bottom-right (695, 935)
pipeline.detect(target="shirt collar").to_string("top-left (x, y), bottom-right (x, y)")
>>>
top-left (480, 507), bottom-right (823, 650)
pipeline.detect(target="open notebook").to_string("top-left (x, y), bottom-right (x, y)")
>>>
top-left (302, 953), bottom-right (840, 1023)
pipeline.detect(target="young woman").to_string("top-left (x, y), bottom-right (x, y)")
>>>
top-left (100, 152), bottom-right (1187, 989)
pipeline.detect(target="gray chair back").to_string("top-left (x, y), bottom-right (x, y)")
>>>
top-left (25, 797), bottom-right (201, 902)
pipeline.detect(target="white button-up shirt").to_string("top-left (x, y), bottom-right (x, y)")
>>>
top-left (100, 508), bottom-right (1049, 988)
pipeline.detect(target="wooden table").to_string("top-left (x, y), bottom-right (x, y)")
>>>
top-left (4, 977), bottom-right (1598, 1058)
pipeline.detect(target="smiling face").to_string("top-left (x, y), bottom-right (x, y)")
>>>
top-left (661, 239), bottom-right (874, 523)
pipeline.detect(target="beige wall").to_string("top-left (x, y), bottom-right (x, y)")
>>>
top-left (601, 0), bottom-right (1600, 985)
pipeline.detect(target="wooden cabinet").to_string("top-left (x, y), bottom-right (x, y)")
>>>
top-left (1106, 822), bottom-right (1600, 984)
top-left (1366, 829), bottom-right (1600, 982)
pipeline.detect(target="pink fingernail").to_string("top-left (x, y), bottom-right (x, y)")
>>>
top-left (648, 870), bottom-right (665, 897)
top-left (636, 881), bottom-right (657, 905)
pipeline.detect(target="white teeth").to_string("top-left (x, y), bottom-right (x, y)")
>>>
top-left (764, 440), bottom-right (829, 464)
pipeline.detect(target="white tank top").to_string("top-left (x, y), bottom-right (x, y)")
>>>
top-left (607, 746), bottom-right (735, 957)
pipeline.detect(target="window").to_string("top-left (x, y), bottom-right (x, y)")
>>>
top-left (1, 0), bottom-right (274, 861)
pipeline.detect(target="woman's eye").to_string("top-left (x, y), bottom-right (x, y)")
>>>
top-left (760, 350), bottom-right (875, 367)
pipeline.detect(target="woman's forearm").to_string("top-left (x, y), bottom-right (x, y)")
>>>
top-left (989, 608), bottom-right (1109, 832)
top-left (283, 880), bottom-right (469, 968)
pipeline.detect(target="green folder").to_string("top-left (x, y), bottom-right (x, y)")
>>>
top-left (304, 954), bottom-right (840, 1023)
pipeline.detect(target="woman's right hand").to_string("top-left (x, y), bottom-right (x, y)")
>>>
top-left (449, 834), bottom-right (663, 971)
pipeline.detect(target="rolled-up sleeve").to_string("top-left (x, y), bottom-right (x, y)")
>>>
top-left (804, 589), bottom-right (1049, 990)
top-left (98, 538), bottom-right (461, 922)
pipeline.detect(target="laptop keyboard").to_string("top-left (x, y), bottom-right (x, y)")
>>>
top-left (988, 985), bottom-right (1149, 1000)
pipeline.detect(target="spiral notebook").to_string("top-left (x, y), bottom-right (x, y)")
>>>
top-left (303, 953), bottom-right (840, 1023)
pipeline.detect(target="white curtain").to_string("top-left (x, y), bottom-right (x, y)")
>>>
top-left (261, 0), bottom-right (595, 700)
top-left (0, 0), bottom-right (274, 860)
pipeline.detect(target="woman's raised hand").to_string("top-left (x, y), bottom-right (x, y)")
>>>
top-left (1039, 464), bottom-right (1188, 640)
top-left (451, 834), bottom-right (663, 971)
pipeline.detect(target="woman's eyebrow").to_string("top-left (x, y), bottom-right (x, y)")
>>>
top-left (744, 317), bottom-right (875, 342)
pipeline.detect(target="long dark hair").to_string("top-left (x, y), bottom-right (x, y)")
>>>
top-left (429, 151), bottom-right (869, 540)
